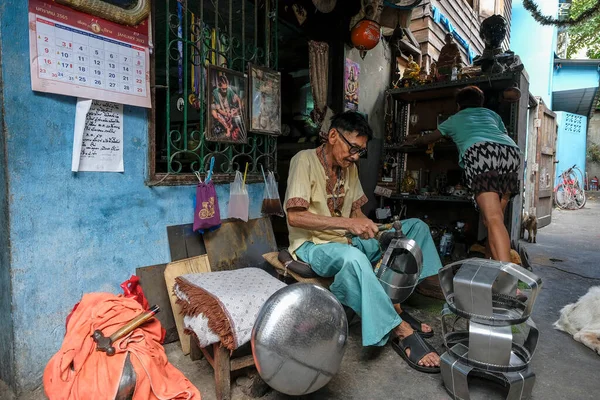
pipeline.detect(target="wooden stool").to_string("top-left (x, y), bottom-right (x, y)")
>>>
top-left (262, 252), bottom-right (332, 288)
top-left (190, 334), bottom-right (255, 400)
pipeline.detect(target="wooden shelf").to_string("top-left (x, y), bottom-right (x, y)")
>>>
top-left (387, 72), bottom-right (519, 102)
top-left (384, 143), bottom-right (457, 152)
top-left (388, 194), bottom-right (472, 203)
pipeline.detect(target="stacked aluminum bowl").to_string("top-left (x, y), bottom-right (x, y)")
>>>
top-left (438, 258), bottom-right (542, 400)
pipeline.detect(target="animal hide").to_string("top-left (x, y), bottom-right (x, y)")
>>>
top-left (554, 286), bottom-right (600, 355)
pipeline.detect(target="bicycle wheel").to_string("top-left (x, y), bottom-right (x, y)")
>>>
top-left (572, 168), bottom-right (587, 209)
top-left (554, 184), bottom-right (572, 209)
top-left (573, 184), bottom-right (586, 209)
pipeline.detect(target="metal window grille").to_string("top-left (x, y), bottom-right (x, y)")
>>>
top-left (150, 0), bottom-right (278, 184)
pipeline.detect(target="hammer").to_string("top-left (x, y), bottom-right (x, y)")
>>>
top-left (345, 223), bottom-right (395, 238)
top-left (92, 305), bottom-right (160, 356)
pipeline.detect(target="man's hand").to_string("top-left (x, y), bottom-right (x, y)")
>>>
top-left (346, 218), bottom-right (379, 239)
top-left (402, 135), bottom-right (421, 146)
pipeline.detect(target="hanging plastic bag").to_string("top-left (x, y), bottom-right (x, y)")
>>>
top-left (193, 157), bottom-right (222, 233)
top-left (261, 167), bottom-right (284, 217)
top-left (228, 168), bottom-right (249, 222)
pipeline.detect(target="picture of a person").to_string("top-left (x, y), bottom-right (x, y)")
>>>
top-left (345, 66), bottom-right (359, 105)
top-left (210, 74), bottom-right (245, 140)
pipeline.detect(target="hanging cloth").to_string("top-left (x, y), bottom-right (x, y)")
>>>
top-left (193, 157), bottom-right (222, 233)
top-left (308, 40), bottom-right (329, 126)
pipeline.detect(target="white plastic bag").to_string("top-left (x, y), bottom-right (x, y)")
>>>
top-left (228, 170), bottom-right (249, 221)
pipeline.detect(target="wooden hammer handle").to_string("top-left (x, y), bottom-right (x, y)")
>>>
top-left (109, 305), bottom-right (160, 343)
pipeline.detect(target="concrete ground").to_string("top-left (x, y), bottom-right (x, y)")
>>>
top-left (3, 196), bottom-right (600, 400)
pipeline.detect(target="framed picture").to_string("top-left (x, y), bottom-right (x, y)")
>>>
top-left (344, 58), bottom-right (360, 112)
top-left (206, 65), bottom-right (248, 144)
top-left (248, 64), bottom-right (282, 136)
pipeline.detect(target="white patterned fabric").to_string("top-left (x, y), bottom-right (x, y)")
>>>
top-left (174, 268), bottom-right (286, 349)
top-left (183, 314), bottom-right (220, 348)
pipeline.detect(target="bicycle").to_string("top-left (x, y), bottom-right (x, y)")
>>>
top-left (554, 164), bottom-right (586, 210)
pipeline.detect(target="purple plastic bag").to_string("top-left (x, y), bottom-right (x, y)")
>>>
top-left (193, 180), bottom-right (221, 233)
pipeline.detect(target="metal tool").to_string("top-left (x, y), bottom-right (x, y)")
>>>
top-left (92, 305), bottom-right (160, 356)
top-left (344, 223), bottom-right (394, 238)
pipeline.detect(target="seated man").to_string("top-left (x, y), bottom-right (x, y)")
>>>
top-left (284, 111), bottom-right (443, 373)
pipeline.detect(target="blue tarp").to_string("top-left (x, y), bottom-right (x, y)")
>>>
top-left (431, 5), bottom-right (477, 63)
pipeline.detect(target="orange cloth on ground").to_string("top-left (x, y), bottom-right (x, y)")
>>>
top-left (43, 293), bottom-right (201, 400)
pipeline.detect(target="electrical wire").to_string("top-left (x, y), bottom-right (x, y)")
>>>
top-left (535, 262), bottom-right (600, 281)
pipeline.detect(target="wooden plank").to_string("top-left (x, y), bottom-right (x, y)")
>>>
top-left (439, 0), bottom-right (484, 52)
top-left (409, 18), bottom-right (430, 32)
top-left (201, 346), bottom-right (215, 369)
top-left (136, 263), bottom-right (179, 344)
top-left (541, 147), bottom-right (554, 155)
top-left (230, 355), bottom-right (255, 371)
top-left (167, 225), bottom-right (188, 261)
top-left (181, 223), bottom-right (206, 257)
top-left (190, 334), bottom-right (204, 361)
top-left (164, 255), bottom-right (212, 355)
top-left (214, 344), bottom-right (232, 400)
top-left (535, 100), bottom-right (557, 227)
top-left (203, 218), bottom-right (277, 272)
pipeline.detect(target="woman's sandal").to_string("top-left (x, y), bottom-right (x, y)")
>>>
top-left (390, 332), bottom-right (440, 374)
top-left (399, 310), bottom-right (434, 338)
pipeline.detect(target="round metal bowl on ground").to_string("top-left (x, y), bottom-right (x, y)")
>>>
top-left (251, 284), bottom-right (348, 396)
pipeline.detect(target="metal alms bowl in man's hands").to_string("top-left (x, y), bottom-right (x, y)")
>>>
top-left (376, 222), bottom-right (423, 303)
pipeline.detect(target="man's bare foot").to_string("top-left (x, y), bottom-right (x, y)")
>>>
top-left (393, 322), bottom-right (440, 367)
top-left (394, 304), bottom-right (432, 334)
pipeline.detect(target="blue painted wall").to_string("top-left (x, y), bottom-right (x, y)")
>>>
top-left (0, 0), bottom-right (265, 391)
top-left (555, 111), bottom-right (588, 184)
top-left (0, 12), bottom-right (16, 388)
top-left (553, 63), bottom-right (600, 92)
top-left (511, 0), bottom-right (558, 105)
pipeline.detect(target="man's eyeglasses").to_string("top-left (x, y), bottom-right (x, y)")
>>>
top-left (337, 130), bottom-right (367, 157)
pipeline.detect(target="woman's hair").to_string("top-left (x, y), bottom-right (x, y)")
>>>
top-left (456, 86), bottom-right (485, 109)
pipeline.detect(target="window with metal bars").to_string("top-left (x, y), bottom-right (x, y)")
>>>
top-left (148, 0), bottom-right (278, 185)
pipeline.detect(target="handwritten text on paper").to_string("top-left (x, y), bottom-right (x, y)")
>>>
top-left (72, 99), bottom-right (124, 172)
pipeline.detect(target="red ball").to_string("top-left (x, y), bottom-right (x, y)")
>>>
top-left (350, 19), bottom-right (381, 51)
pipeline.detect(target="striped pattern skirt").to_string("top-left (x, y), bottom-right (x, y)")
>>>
top-left (463, 142), bottom-right (521, 198)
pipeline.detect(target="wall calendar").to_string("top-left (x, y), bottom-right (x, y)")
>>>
top-left (28, 0), bottom-right (151, 108)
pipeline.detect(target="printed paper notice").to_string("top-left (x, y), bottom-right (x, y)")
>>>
top-left (72, 98), bottom-right (124, 172)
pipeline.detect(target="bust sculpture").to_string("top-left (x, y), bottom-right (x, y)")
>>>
top-left (474, 15), bottom-right (523, 74)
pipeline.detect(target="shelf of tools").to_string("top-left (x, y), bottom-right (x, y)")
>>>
top-left (376, 71), bottom-right (529, 261)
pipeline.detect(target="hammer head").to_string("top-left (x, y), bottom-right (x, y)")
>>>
top-left (392, 220), bottom-right (403, 237)
top-left (92, 329), bottom-right (116, 356)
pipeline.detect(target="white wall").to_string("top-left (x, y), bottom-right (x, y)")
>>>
top-left (346, 40), bottom-right (392, 215)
